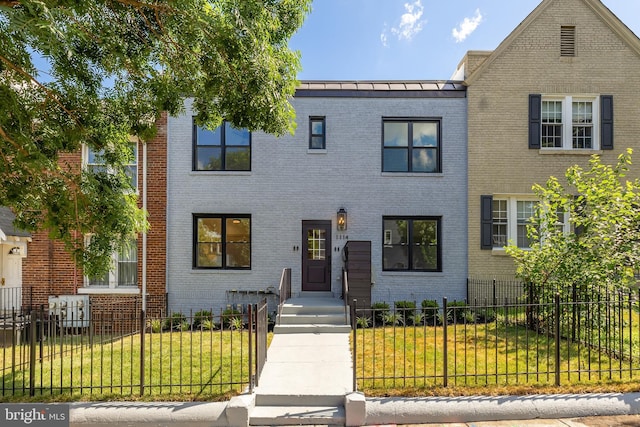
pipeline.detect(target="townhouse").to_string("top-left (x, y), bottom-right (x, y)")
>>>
top-left (166, 83), bottom-right (468, 313)
top-left (460, 0), bottom-right (640, 279)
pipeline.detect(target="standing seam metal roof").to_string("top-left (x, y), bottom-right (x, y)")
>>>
top-left (295, 80), bottom-right (466, 97)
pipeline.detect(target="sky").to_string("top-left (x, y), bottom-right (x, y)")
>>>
top-left (288, 0), bottom-right (640, 81)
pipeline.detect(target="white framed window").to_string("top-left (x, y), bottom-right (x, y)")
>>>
top-left (85, 238), bottom-right (138, 288)
top-left (492, 198), bottom-right (572, 249)
top-left (492, 197), bottom-right (537, 249)
top-left (541, 96), bottom-right (599, 150)
top-left (83, 142), bottom-right (138, 190)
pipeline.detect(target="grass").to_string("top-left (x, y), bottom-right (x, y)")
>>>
top-left (0, 328), bottom-right (262, 402)
top-left (354, 318), bottom-right (640, 395)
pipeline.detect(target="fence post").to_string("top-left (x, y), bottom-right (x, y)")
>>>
top-left (352, 299), bottom-right (357, 392)
top-left (248, 304), bottom-right (254, 393)
top-left (140, 310), bottom-right (146, 396)
top-left (554, 293), bottom-right (561, 387)
top-left (443, 297), bottom-right (448, 388)
top-left (492, 279), bottom-right (497, 306)
top-left (29, 310), bottom-right (36, 397)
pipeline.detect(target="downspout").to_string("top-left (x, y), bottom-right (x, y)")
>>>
top-left (142, 139), bottom-right (147, 312)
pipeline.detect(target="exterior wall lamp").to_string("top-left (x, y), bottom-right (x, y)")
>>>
top-left (337, 208), bottom-right (347, 231)
top-left (9, 247), bottom-right (20, 255)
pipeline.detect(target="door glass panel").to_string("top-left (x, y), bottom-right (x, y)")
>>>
top-left (307, 229), bottom-right (326, 260)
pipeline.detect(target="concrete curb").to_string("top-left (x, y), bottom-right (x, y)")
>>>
top-left (65, 393), bottom-right (640, 426)
top-left (365, 393), bottom-right (640, 425)
top-left (69, 401), bottom-right (229, 426)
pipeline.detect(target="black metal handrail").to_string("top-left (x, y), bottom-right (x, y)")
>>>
top-left (342, 268), bottom-right (349, 324)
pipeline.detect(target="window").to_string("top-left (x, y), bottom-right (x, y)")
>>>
top-left (193, 120), bottom-right (251, 171)
top-left (194, 214), bottom-right (251, 269)
top-left (529, 94), bottom-right (613, 150)
top-left (86, 238), bottom-right (138, 288)
top-left (383, 119), bottom-right (440, 173)
top-left (383, 216), bottom-right (441, 271)
top-left (309, 117), bottom-right (326, 149)
top-left (488, 198), bottom-right (537, 249)
top-left (85, 143), bottom-right (138, 189)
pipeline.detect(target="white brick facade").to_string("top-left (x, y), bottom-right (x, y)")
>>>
top-left (167, 91), bottom-right (468, 313)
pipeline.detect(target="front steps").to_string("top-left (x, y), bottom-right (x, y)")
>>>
top-left (248, 295), bottom-right (353, 426)
top-left (274, 296), bottom-right (351, 334)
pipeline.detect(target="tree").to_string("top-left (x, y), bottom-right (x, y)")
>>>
top-left (0, 0), bottom-right (311, 276)
top-left (506, 149), bottom-right (640, 334)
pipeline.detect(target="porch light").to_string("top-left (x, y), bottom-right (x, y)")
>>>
top-left (337, 208), bottom-right (347, 231)
top-left (9, 247), bottom-right (20, 255)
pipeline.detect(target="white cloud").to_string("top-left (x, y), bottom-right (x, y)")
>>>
top-left (452, 9), bottom-right (483, 43)
top-left (380, 25), bottom-right (389, 47)
top-left (382, 0), bottom-right (426, 45)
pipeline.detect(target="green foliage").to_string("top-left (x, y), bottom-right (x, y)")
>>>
top-left (408, 312), bottom-right (425, 326)
top-left (394, 300), bottom-right (416, 323)
top-left (371, 302), bottom-right (390, 325)
top-left (164, 312), bottom-right (186, 331)
top-left (382, 312), bottom-right (403, 326)
top-left (199, 319), bottom-right (216, 331)
top-left (507, 149), bottom-right (640, 340)
top-left (222, 307), bottom-right (242, 329)
top-left (0, 0), bottom-right (312, 276)
top-left (446, 301), bottom-right (468, 323)
top-left (193, 310), bottom-right (213, 330)
top-left (421, 299), bottom-right (440, 325)
top-left (148, 318), bottom-right (162, 333)
top-left (356, 316), bottom-right (371, 329)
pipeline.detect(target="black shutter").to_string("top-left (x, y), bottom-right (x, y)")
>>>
top-left (481, 195), bottom-right (493, 250)
top-left (529, 94), bottom-right (542, 149)
top-left (601, 95), bottom-right (613, 150)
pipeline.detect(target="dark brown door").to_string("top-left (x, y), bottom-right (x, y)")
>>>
top-left (302, 220), bottom-right (332, 292)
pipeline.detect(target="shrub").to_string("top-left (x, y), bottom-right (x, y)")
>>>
top-left (447, 301), bottom-right (468, 323)
top-left (193, 310), bottom-right (213, 329)
top-left (371, 302), bottom-right (390, 325)
top-left (408, 312), bottom-right (425, 326)
top-left (164, 312), bottom-right (187, 330)
top-left (229, 317), bottom-right (244, 330)
top-left (421, 299), bottom-right (440, 325)
top-left (383, 312), bottom-right (403, 326)
top-left (394, 301), bottom-right (416, 323)
top-left (476, 307), bottom-right (496, 323)
top-left (147, 318), bottom-right (162, 333)
top-left (200, 319), bottom-right (216, 331)
top-left (356, 316), bottom-right (371, 329)
top-left (221, 307), bottom-right (242, 329)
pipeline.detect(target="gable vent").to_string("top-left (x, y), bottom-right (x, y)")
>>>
top-left (561, 26), bottom-right (576, 57)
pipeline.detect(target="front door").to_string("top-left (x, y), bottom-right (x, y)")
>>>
top-left (302, 221), bottom-right (332, 292)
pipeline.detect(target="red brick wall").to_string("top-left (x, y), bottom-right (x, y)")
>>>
top-left (22, 113), bottom-right (168, 315)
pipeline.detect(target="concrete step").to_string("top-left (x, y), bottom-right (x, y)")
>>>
top-left (256, 392), bottom-right (344, 407)
top-left (250, 405), bottom-right (345, 426)
top-left (278, 313), bottom-right (348, 325)
top-left (280, 302), bottom-right (346, 316)
top-left (273, 324), bottom-right (351, 334)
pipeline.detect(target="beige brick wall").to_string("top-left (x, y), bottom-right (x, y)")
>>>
top-left (466, 0), bottom-right (640, 278)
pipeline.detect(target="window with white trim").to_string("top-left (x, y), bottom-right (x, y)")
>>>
top-left (85, 238), bottom-right (138, 288)
top-left (541, 96), bottom-right (598, 149)
top-left (491, 198), bottom-right (537, 249)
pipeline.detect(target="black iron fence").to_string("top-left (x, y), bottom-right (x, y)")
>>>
top-left (467, 276), bottom-right (526, 305)
top-left (352, 290), bottom-right (640, 391)
top-left (0, 300), bottom-right (269, 400)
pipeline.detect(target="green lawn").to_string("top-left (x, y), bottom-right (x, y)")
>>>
top-left (354, 320), bottom-right (640, 395)
top-left (0, 329), bottom-right (255, 402)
